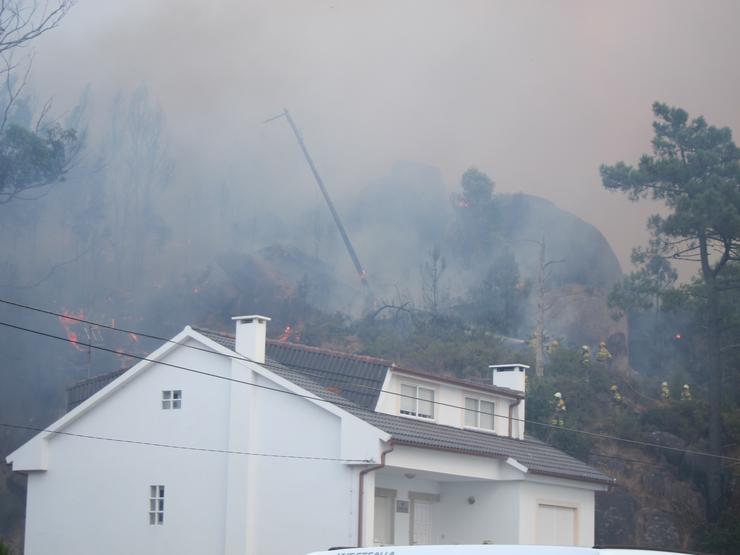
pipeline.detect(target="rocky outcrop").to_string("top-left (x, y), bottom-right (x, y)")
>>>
top-left (596, 486), bottom-right (638, 545)
top-left (592, 444), bottom-right (706, 551)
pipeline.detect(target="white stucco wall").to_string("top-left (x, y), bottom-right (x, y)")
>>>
top-left (375, 472), bottom-right (442, 545)
top-left (517, 478), bottom-right (598, 547)
top-left (374, 446), bottom-right (601, 548)
top-left (375, 371), bottom-right (522, 438)
top-left (23, 338), bottom-right (233, 555)
top-left (15, 334), bottom-right (379, 555)
top-left (250, 372), bottom-right (361, 555)
top-left (438, 481), bottom-right (521, 545)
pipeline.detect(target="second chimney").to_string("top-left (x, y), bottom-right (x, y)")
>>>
top-left (232, 315), bottom-right (271, 364)
top-left (489, 364), bottom-right (528, 393)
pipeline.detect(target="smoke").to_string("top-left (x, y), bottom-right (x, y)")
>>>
top-left (25, 0), bottom-right (740, 273)
top-left (0, 0), bottom-right (738, 438)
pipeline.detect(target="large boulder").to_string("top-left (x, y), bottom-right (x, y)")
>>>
top-left (494, 193), bottom-right (622, 291)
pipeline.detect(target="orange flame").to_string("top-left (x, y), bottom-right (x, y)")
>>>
top-left (58, 310), bottom-right (86, 352)
top-left (278, 325), bottom-right (292, 342)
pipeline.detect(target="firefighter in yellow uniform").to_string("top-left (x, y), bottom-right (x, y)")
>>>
top-left (596, 341), bottom-right (612, 364)
top-left (610, 384), bottom-right (624, 407)
top-left (681, 384), bottom-right (692, 401)
top-left (551, 392), bottom-right (566, 427)
top-left (581, 345), bottom-right (591, 366)
top-left (546, 339), bottom-right (560, 354)
top-left (661, 381), bottom-right (671, 401)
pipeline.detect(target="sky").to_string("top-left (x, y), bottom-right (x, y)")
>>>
top-left (28, 0), bottom-right (740, 274)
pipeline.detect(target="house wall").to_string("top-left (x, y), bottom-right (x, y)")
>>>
top-left (24, 338), bottom-right (232, 555)
top-left (438, 481), bottom-right (521, 545)
top-left (250, 373), bottom-right (361, 555)
top-left (517, 478), bottom-right (597, 547)
top-left (20, 337), bottom-right (370, 555)
top-left (375, 472), bottom-right (441, 544)
top-left (376, 372), bottom-right (521, 438)
top-left (376, 447), bottom-right (601, 548)
top-left (386, 446), bottom-right (523, 481)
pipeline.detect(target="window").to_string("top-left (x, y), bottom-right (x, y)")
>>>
top-left (149, 485), bottom-right (165, 525)
top-left (162, 390), bottom-right (182, 410)
top-left (464, 397), bottom-right (495, 430)
top-left (400, 384), bottom-right (435, 419)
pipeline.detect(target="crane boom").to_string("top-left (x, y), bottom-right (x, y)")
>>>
top-left (267, 109), bottom-right (371, 292)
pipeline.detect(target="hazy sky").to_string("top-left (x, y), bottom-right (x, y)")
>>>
top-left (30, 0), bottom-right (740, 273)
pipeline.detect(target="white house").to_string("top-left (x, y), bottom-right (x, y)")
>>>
top-left (7, 315), bottom-right (612, 555)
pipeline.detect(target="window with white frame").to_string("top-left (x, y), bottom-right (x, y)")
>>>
top-left (161, 390), bottom-right (182, 410)
top-left (149, 485), bottom-right (165, 525)
top-left (464, 397), bottom-right (495, 430)
top-left (400, 384), bottom-right (435, 419)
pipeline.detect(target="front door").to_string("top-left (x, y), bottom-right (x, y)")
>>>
top-left (410, 499), bottom-right (434, 545)
top-left (374, 493), bottom-right (394, 545)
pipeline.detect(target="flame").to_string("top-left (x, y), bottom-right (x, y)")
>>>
top-left (58, 310), bottom-right (87, 352)
top-left (278, 325), bottom-right (292, 342)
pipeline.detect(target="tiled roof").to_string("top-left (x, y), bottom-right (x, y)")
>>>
top-left (197, 328), bottom-right (523, 405)
top-left (66, 368), bottom-right (128, 411)
top-left (196, 328), bottom-right (391, 410)
top-left (65, 326), bottom-right (612, 486)
top-left (260, 356), bottom-right (612, 486)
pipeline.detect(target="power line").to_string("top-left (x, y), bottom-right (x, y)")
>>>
top-left (588, 450), bottom-right (740, 478)
top-left (0, 421), bottom-right (370, 463)
top-left (1, 311), bottom-right (737, 465)
top-left (0, 300), bottom-right (739, 465)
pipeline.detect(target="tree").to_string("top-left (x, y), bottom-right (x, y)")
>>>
top-left (529, 237), bottom-right (565, 377)
top-left (460, 166), bottom-right (494, 207)
top-left (600, 101), bottom-right (740, 518)
top-left (0, 1), bottom-right (77, 205)
top-left (609, 254), bottom-right (678, 316)
top-left (420, 245), bottom-right (446, 313)
top-left (0, 1), bottom-right (73, 55)
top-left (470, 250), bottom-right (528, 336)
top-left (453, 167), bottom-right (499, 267)
top-left (0, 123), bottom-right (76, 203)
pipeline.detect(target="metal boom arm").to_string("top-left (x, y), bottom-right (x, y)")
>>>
top-left (268, 109), bottom-right (370, 291)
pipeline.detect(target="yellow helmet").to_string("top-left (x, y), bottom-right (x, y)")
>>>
top-left (610, 384), bottom-right (618, 391)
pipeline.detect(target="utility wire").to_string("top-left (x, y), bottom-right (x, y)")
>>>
top-left (1, 307), bottom-right (738, 465)
top-left (0, 421), bottom-right (370, 462)
top-left (1, 299), bottom-right (739, 465)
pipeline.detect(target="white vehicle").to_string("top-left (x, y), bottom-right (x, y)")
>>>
top-left (308, 547), bottom-right (692, 555)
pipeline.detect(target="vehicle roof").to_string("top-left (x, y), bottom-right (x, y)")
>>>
top-left (307, 546), bottom-right (689, 555)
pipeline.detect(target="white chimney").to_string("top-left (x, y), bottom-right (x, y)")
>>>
top-left (489, 364), bottom-right (528, 393)
top-left (232, 315), bottom-right (271, 364)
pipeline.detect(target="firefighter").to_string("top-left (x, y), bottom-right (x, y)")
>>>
top-left (610, 384), bottom-right (624, 406)
top-left (546, 339), bottom-right (560, 354)
top-left (550, 392), bottom-right (566, 427)
top-left (581, 345), bottom-right (591, 366)
top-left (596, 341), bottom-right (612, 364)
top-left (681, 384), bottom-right (692, 401)
top-left (661, 381), bottom-right (671, 401)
